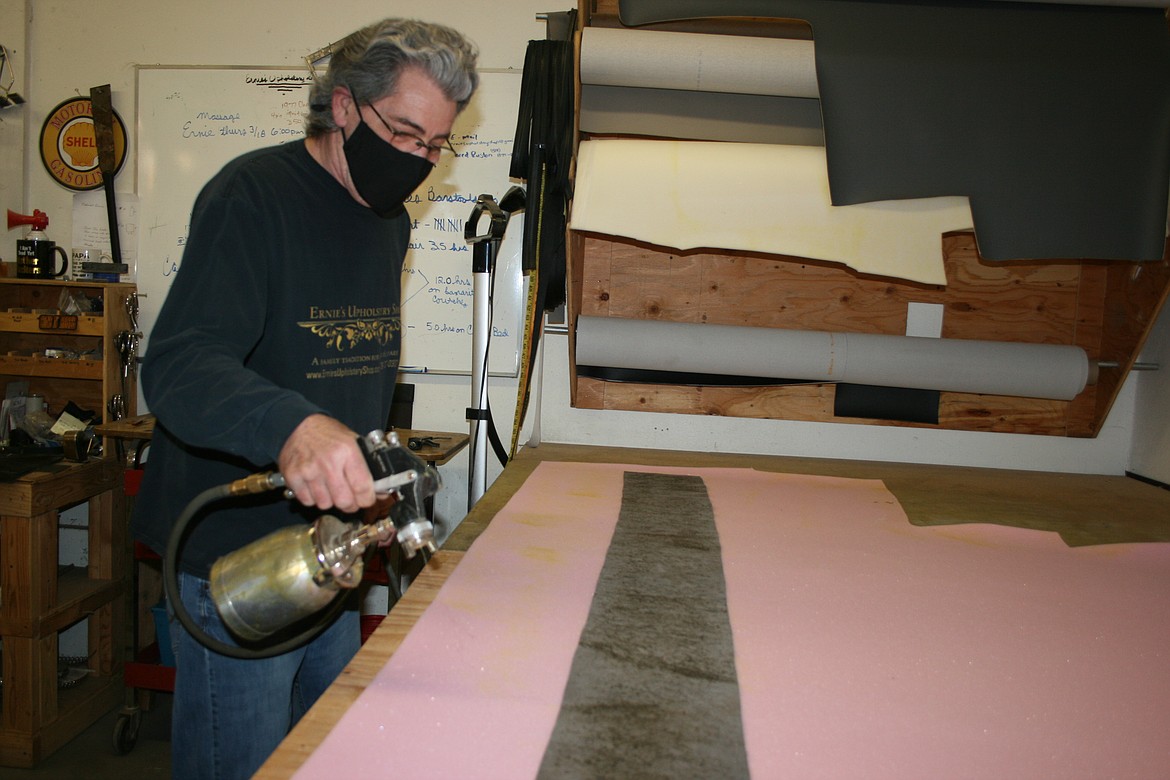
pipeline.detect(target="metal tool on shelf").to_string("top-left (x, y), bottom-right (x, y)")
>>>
top-left (116, 330), bottom-right (139, 385)
top-left (108, 293), bottom-right (143, 461)
top-left (110, 291), bottom-right (143, 425)
top-left (125, 291), bottom-right (140, 332)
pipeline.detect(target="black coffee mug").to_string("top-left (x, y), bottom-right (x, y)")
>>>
top-left (16, 239), bottom-right (68, 278)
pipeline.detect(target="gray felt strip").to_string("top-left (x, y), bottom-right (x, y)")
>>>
top-left (536, 471), bottom-right (750, 779)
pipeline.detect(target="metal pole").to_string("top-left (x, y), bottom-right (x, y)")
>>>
top-left (464, 195), bottom-right (508, 509)
top-left (469, 239), bottom-right (492, 507)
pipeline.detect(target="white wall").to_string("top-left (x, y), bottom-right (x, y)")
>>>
top-left (1130, 300), bottom-right (1170, 483)
top-left (3, 0), bottom-right (1167, 539)
top-left (12, 0), bottom-right (551, 261)
top-left (0, 0), bottom-right (27, 263)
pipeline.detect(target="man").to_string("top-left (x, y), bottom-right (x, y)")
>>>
top-left (131, 18), bottom-right (478, 779)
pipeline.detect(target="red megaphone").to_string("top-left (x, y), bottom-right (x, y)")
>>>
top-left (7, 209), bottom-right (49, 232)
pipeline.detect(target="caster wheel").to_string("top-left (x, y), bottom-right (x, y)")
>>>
top-left (113, 709), bottom-right (142, 755)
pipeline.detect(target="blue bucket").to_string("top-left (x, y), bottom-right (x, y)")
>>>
top-left (150, 603), bottom-right (176, 667)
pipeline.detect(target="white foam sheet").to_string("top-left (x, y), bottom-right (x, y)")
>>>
top-left (570, 138), bottom-right (974, 286)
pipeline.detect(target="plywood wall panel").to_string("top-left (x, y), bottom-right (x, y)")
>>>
top-left (570, 230), bottom-right (1170, 437)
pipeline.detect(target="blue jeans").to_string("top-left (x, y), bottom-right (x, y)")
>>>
top-left (170, 570), bottom-right (360, 780)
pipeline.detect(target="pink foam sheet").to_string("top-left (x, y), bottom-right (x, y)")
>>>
top-left (293, 461), bottom-right (629, 779)
top-left (294, 462), bottom-right (1170, 779)
top-left (707, 470), bottom-right (1170, 779)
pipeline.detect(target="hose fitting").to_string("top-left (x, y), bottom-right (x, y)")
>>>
top-left (228, 471), bottom-right (286, 497)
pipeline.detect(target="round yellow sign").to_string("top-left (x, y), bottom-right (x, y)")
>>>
top-left (39, 96), bottom-right (128, 191)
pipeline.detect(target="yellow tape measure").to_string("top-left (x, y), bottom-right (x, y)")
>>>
top-left (509, 265), bottom-right (540, 460)
top-left (508, 163), bottom-right (549, 459)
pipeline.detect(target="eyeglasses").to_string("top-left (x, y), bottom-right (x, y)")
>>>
top-left (364, 102), bottom-right (456, 160)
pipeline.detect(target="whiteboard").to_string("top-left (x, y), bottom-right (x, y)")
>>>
top-left (135, 66), bottom-right (524, 375)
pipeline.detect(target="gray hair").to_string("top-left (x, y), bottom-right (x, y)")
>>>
top-left (305, 18), bottom-right (479, 138)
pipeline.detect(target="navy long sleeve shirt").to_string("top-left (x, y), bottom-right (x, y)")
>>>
top-left (132, 139), bottom-right (409, 576)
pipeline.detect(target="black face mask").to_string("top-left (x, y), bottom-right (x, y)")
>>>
top-left (343, 113), bottom-right (434, 217)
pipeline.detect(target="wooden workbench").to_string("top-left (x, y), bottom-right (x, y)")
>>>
top-left (254, 442), bottom-right (1170, 778)
top-left (95, 415), bottom-right (470, 468)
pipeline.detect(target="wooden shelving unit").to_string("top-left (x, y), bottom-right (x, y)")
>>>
top-left (0, 277), bottom-right (138, 766)
top-left (0, 458), bottom-right (127, 767)
top-left (0, 277), bottom-right (138, 429)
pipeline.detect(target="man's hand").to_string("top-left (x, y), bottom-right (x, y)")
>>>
top-left (277, 414), bottom-right (376, 513)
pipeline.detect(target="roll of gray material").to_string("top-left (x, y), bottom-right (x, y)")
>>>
top-left (579, 85), bottom-right (825, 146)
top-left (575, 316), bottom-right (1091, 400)
top-left (578, 26), bottom-right (824, 145)
top-left (580, 26), bottom-right (819, 98)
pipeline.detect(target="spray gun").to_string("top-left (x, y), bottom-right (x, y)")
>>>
top-left (164, 429), bottom-right (440, 657)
